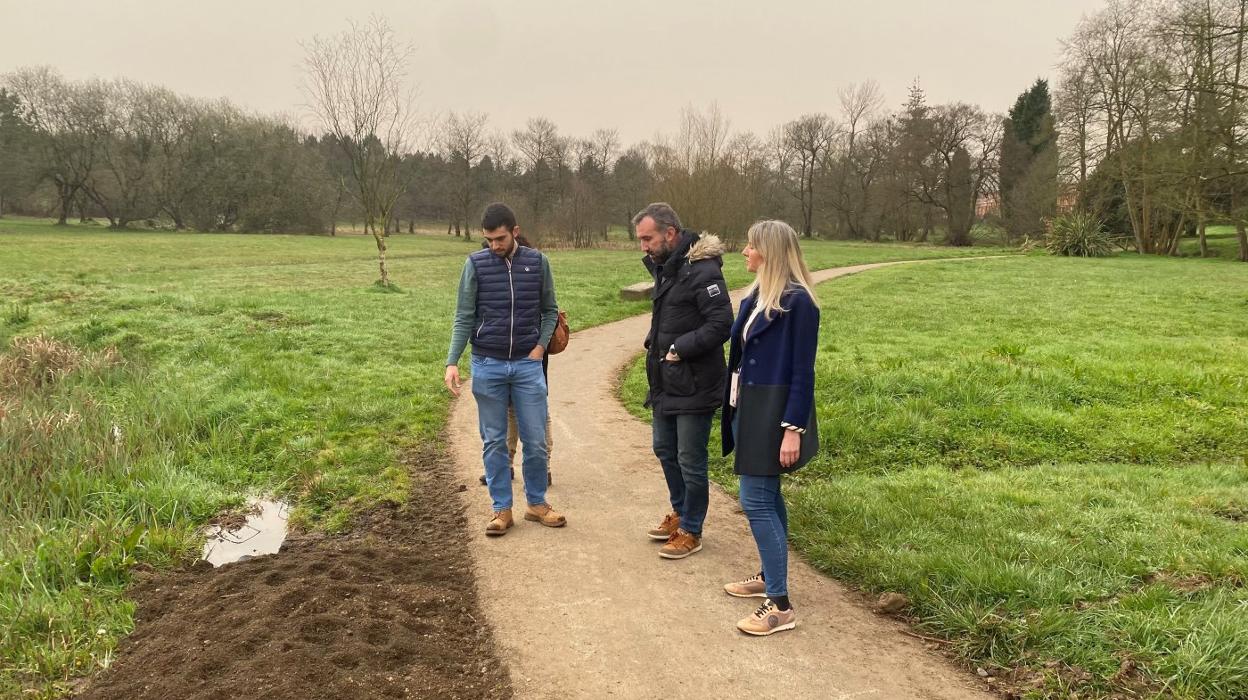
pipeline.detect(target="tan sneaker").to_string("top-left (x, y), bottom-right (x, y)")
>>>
top-left (724, 572), bottom-right (767, 598)
top-left (658, 529), bottom-right (702, 559)
top-left (647, 512), bottom-right (681, 541)
top-left (736, 599), bottom-right (797, 636)
top-left (524, 503), bottom-right (567, 528)
top-left (485, 509), bottom-right (513, 536)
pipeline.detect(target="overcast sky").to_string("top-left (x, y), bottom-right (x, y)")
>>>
top-left (1, 0), bottom-right (1102, 145)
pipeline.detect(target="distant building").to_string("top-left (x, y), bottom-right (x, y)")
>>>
top-left (976, 192), bottom-right (1000, 218)
top-left (1056, 186), bottom-right (1079, 214)
top-left (977, 187), bottom-right (1079, 219)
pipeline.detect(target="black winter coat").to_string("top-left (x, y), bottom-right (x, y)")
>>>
top-left (642, 231), bottom-right (734, 415)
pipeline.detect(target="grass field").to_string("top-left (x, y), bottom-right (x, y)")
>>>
top-left (0, 216), bottom-right (1014, 697)
top-left (620, 254), bottom-right (1248, 698)
top-left (1177, 226), bottom-right (1246, 260)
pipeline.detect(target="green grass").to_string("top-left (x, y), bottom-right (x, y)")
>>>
top-left (1178, 226), bottom-right (1246, 261)
top-left (795, 463), bottom-right (1248, 698)
top-left (621, 253), bottom-right (1248, 698)
top-left (0, 215), bottom-right (1004, 697)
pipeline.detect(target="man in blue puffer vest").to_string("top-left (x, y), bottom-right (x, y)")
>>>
top-left (445, 202), bottom-right (566, 536)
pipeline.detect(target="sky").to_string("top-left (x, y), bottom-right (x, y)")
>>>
top-left (0, 0), bottom-right (1104, 146)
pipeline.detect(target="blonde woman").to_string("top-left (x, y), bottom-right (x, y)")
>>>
top-left (720, 220), bottom-right (820, 636)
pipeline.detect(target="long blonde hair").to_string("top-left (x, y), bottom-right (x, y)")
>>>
top-left (744, 220), bottom-right (818, 319)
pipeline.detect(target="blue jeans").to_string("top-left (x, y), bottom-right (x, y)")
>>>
top-left (734, 414), bottom-right (789, 598)
top-left (652, 411), bottom-right (713, 536)
top-left (471, 355), bottom-right (549, 511)
top-left (739, 475), bottom-right (789, 598)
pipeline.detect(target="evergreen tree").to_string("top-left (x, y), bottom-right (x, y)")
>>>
top-left (1000, 79), bottom-right (1058, 240)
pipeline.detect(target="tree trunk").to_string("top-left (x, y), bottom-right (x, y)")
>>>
top-left (56, 182), bottom-right (73, 225)
top-left (1198, 221), bottom-right (1208, 258)
top-left (408, 219), bottom-right (414, 234)
top-left (372, 220), bottom-right (391, 286)
top-left (1237, 222), bottom-right (1248, 262)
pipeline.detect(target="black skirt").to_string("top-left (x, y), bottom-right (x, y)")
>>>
top-left (731, 384), bottom-right (819, 476)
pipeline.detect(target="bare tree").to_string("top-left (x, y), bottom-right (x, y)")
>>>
top-left (87, 78), bottom-right (166, 228)
top-left (302, 16), bottom-right (418, 286)
top-left (1065, 1), bottom-right (1175, 253)
top-left (1055, 60), bottom-right (1102, 205)
top-left (439, 111), bottom-right (489, 237)
top-left (824, 82), bottom-right (886, 239)
top-left (512, 117), bottom-right (566, 228)
top-left (5, 67), bottom-right (107, 225)
top-left (905, 103), bottom-right (1002, 245)
top-left (651, 105), bottom-right (769, 244)
top-left (775, 113), bottom-right (838, 236)
top-left (588, 128), bottom-right (620, 173)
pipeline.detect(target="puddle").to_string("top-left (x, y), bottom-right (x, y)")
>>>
top-left (201, 499), bottom-right (289, 566)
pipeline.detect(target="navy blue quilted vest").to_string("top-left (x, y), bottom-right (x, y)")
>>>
top-left (469, 245), bottom-right (544, 360)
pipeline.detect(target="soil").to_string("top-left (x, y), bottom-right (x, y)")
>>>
top-left (75, 448), bottom-right (511, 700)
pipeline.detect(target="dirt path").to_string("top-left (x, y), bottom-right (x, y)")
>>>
top-left (450, 259), bottom-right (999, 700)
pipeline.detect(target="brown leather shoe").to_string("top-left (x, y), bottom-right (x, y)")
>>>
top-left (524, 503), bottom-right (566, 528)
top-left (659, 529), bottom-right (702, 559)
top-left (647, 512), bottom-right (681, 541)
top-left (485, 509), bottom-right (513, 536)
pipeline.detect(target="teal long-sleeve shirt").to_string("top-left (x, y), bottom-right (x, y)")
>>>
top-left (446, 251), bottom-right (558, 366)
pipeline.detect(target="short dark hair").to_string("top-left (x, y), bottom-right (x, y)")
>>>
top-left (481, 202), bottom-right (517, 232)
top-left (632, 202), bottom-right (681, 234)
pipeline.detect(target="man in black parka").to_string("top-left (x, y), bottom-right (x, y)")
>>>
top-left (633, 202), bottom-right (733, 559)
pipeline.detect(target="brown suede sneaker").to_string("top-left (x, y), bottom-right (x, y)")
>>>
top-left (658, 529), bottom-right (702, 559)
top-left (724, 572), bottom-right (767, 598)
top-left (485, 509), bottom-right (513, 536)
top-left (736, 599), bottom-right (797, 636)
top-left (647, 512), bottom-right (681, 541)
top-left (523, 503), bottom-right (567, 528)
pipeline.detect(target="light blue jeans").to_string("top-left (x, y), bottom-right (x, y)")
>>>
top-left (471, 355), bottom-right (549, 511)
top-left (739, 474), bottom-right (789, 598)
top-left (734, 413), bottom-right (789, 598)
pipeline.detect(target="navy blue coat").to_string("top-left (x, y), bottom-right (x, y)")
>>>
top-left (721, 286), bottom-right (820, 476)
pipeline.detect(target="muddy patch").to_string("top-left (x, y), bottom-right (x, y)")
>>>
top-left (75, 448), bottom-right (511, 700)
top-left (202, 499), bottom-right (289, 566)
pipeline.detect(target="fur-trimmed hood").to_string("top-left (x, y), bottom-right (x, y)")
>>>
top-left (688, 233), bottom-right (728, 263)
top-left (686, 233), bottom-right (725, 263)
top-left (642, 229), bottom-right (726, 277)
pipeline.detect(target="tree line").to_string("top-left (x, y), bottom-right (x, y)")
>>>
top-left (0, 65), bottom-right (1007, 249)
top-left (2, 1), bottom-right (1247, 263)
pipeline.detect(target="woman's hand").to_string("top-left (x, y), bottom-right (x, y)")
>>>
top-left (779, 430), bottom-right (801, 468)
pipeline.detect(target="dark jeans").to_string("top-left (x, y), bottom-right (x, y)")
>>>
top-left (733, 413), bottom-right (789, 598)
top-left (651, 411), bottom-right (713, 536)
